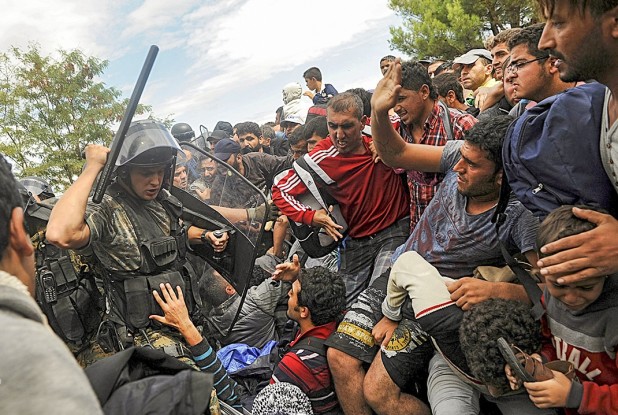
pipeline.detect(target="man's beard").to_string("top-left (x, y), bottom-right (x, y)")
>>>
top-left (242, 145), bottom-right (258, 155)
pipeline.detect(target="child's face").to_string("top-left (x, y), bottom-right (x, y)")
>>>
top-left (305, 77), bottom-right (318, 91)
top-left (546, 275), bottom-right (606, 311)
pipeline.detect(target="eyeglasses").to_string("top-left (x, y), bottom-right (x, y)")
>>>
top-left (506, 56), bottom-right (549, 74)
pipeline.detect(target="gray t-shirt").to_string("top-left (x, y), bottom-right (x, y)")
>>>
top-left (393, 140), bottom-right (539, 278)
top-left (600, 88), bottom-right (618, 194)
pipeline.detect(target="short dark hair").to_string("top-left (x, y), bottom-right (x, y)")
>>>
top-left (485, 28), bottom-right (523, 50)
top-left (235, 121), bottom-right (262, 138)
top-left (0, 155), bottom-right (26, 256)
top-left (464, 114), bottom-right (514, 170)
top-left (345, 88), bottom-right (373, 118)
top-left (380, 55), bottom-right (396, 64)
top-left (327, 92), bottom-right (363, 120)
top-left (303, 67), bottom-right (322, 81)
top-left (260, 124), bottom-right (276, 140)
top-left (536, 205), bottom-right (606, 257)
top-left (460, 298), bottom-right (541, 395)
top-left (297, 267), bottom-right (346, 326)
top-left (432, 73), bottom-right (465, 103)
top-left (401, 60), bottom-right (438, 100)
top-left (302, 116), bottom-right (329, 141)
top-left (537, 0), bottom-right (618, 17)
top-left (287, 125), bottom-right (306, 146)
top-left (508, 23), bottom-right (549, 59)
top-left (199, 269), bottom-right (232, 307)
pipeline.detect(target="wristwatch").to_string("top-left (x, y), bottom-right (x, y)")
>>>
top-left (213, 230), bottom-right (225, 239)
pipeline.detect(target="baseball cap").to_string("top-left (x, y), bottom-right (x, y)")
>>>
top-left (213, 121), bottom-right (233, 137)
top-left (452, 49), bottom-right (493, 70)
top-left (214, 138), bottom-right (241, 161)
top-left (207, 129), bottom-right (229, 146)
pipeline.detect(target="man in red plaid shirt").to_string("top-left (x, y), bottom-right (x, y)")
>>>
top-left (392, 60), bottom-right (477, 231)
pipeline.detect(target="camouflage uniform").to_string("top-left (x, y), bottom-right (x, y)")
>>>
top-left (77, 184), bottom-right (241, 409)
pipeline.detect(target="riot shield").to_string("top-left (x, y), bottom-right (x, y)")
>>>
top-left (172, 142), bottom-right (269, 335)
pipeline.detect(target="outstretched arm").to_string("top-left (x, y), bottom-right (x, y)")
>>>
top-left (46, 144), bottom-right (108, 250)
top-left (538, 207), bottom-right (618, 284)
top-left (272, 254), bottom-right (301, 282)
top-left (370, 58), bottom-right (444, 172)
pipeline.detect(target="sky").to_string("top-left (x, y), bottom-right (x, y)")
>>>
top-left (0, 0), bottom-right (408, 135)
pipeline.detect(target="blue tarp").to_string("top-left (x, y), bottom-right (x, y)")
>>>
top-left (216, 340), bottom-right (277, 375)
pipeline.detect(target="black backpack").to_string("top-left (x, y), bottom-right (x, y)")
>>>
top-left (85, 346), bottom-right (213, 415)
top-left (287, 156), bottom-right (349, 258)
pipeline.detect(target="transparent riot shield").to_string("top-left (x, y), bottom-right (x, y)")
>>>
top-left (172, 142), bottom-right (269, 336)
top-left (188, 124), bottom-right (210, 152)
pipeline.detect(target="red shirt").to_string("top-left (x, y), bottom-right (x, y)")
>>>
top-left (272, 135), bottom-right (409, 238)
top-left (271, 322), bottom-right (339, 414)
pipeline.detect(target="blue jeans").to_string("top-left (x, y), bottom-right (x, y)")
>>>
top-left (338, 217), bottom-right (409, 306)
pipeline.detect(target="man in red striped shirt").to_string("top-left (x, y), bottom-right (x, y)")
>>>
top-left (271, 266), bottom-right (346, 414)
top-left (272, 92), bottom-right (410, 305)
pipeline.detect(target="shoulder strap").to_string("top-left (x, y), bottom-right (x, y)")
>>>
top-left (492, 178), bottom-right (545, 320)
top-left (290, 335), bottom-right (327, 355)
top-left (437, 100), bottom-right (454, 141)
top-left (293, 156), bottom-right (338, 209)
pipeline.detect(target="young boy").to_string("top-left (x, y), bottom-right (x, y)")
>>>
top-left (302, 67), bottom-right (338, 105)
top-left (513, 206), bottom-right (618, 414)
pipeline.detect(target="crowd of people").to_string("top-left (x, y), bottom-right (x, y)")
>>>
top-left (1, 0), bottom-right (618, 414)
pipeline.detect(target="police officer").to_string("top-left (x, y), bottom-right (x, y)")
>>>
top-left (171, 122), bottom-right (195, 142)
top-left (46, 120), bottom-right (240, 408)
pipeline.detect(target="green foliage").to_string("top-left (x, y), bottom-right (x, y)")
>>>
top-left (388, 0), bottom-right (537, 60)
top-left (0, 44), bottom-right (166, 191)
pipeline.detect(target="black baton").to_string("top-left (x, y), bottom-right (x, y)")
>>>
top-left (92, 45), bottom-right (159, 203)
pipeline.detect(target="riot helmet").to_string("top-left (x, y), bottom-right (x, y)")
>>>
top-left (19, 176), bottom-right (55, 200)
top-left (116, 120), bottom-right (182, 168)
top-left (171, 122), bottom-right (195, 142)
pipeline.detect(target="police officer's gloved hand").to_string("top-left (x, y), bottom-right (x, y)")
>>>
top-left (247, 201), bottom-right (279, 222)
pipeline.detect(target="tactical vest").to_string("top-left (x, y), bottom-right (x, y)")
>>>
top-left (97, 184), bottom-right (202, 346)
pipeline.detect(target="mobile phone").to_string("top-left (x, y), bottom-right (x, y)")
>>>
top-left (41, 271), bottom-right (57, 303)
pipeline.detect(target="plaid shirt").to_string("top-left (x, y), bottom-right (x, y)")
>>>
top-left (395, 102), bottom-right (477, 231)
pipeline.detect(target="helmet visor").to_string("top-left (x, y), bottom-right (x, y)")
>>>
top-left (116, 120), bottom-right (181, 167)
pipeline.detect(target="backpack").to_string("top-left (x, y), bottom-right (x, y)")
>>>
top-left (502, 82), bottom-right (618, 219)
top-left (85, 346), bottom-right (213, 415)
top-left (287, 155), bottom-right (349, 258)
